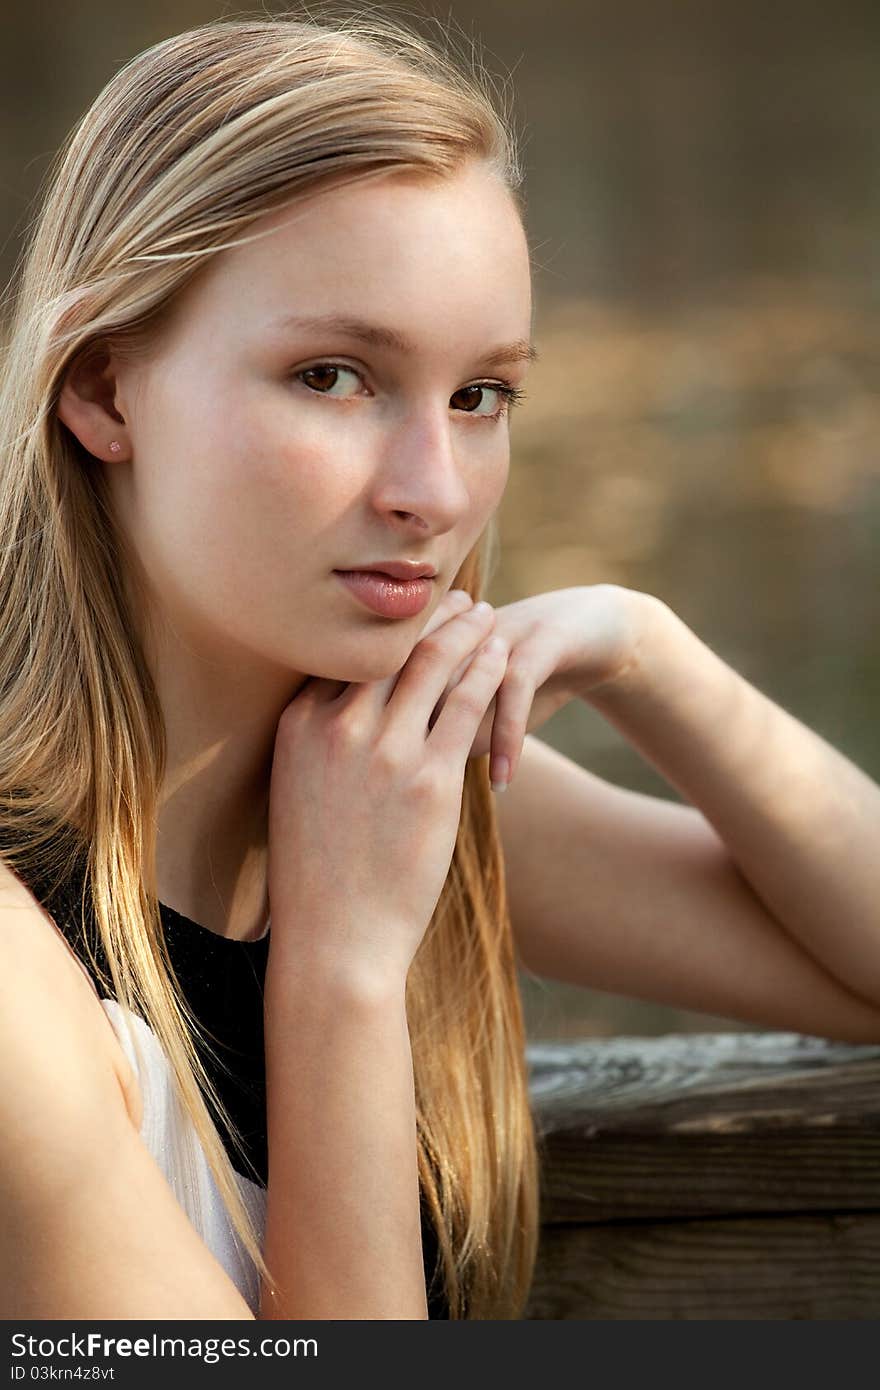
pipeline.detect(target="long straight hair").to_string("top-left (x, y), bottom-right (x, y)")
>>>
top-left (0, 7), bottom-right (539, 1318)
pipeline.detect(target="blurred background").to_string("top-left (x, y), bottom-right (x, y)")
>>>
top-left (2, 1), bottom-right (878, 1039)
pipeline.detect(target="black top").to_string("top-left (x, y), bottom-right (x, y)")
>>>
top-left (12, 859), bottom-right (449, 1318)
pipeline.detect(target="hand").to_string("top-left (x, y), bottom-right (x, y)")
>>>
top-left (435, 583), bottom-right (654, 789)
top-left (266, 589), bottom-right (508, 986)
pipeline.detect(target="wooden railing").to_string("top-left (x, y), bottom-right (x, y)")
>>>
top-left (522, 1032), bottom-right (880, 1319)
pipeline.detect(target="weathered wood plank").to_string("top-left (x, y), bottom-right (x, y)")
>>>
top-left (523, 1033), bottom-right (880, 1318)
top-left (524, 1212), bottom-right (880, 1320)
top-left (526, 1033), bottom-right (880, 1222)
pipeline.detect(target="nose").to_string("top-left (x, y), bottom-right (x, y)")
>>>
top-left (369, 404), bottom-right (472, 535)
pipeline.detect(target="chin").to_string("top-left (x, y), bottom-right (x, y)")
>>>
top-left (304, 618), bottom-right (430, 686)
top-left (308, 649), bottom-right (409, 686)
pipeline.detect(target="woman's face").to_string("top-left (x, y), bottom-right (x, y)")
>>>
top-left (105, 159), bottom-right (534, 686)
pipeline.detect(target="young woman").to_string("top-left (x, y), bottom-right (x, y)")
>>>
top-left (2, 10), bottom-right (880, 1323)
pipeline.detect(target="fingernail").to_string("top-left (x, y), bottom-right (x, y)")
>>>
top-left (448, 588), bottom-right (473, 606)
top-left (490, 754), bottom-right (510, 791)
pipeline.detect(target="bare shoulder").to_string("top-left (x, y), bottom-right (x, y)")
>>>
top-left (0, 855), bottom-right (257, 1318)
top-left (0, 853), bottom-right (142, 1130)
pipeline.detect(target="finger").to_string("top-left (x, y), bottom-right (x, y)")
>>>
top-left (295, 671), bottom-right (351, 706)
top-left (486, 658), bottom-right (532, 790)
top-left (382, 600), bottom-right (497, 736)
top-left (418, 587), bottom-right (474, 638)
top-left (343, 588), bottom-right (478, 716)
top-left (308, 678), bottom-right (351, 704)
top-left (312, 588), bottom-right (475, 710)
top-left (426, 633), bottom-right (509, 763)
top-left (283, 674), bottom-right (324, 706)
top-left (426, 639), bottom-right (491, 730)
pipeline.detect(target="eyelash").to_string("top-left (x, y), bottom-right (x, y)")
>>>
top-left (291, 361), bottom-right (527, 422)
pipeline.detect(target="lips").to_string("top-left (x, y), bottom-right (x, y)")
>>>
top-left (334, 569), bottom-right (434, 618)
top-left (337, 561), bottom-right (437, 581)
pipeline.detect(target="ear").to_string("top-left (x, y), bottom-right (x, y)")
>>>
top-left (56, 345), bottom-right (130, 463)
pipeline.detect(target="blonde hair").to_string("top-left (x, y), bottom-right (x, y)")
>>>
top-left (0, 5), bottom-right (539, 1318)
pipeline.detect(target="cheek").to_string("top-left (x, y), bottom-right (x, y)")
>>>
top-left (189, 405), bottom-right (333, 538)
top-left (492, 450), bottom-right (511, 501)
top-left (128, 439), bottom-right (286, 620)
top-left (229, 388), bottom-right (351, 508)
top-left (472, 447), bottom-right (509, 518)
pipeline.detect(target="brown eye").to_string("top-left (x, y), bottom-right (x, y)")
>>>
top-left (296, 363), bottom-right (363, 397)
top-left (450, 383), bottom-right (511, 419)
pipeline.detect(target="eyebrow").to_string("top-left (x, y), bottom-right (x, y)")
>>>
top-left (269, 312), bottom-right (539, 368)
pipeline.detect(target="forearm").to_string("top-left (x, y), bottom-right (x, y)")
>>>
top-left (588, 593), bottom-right (880, 1005)
top-left (258, 957), bottom-right (427, 1320)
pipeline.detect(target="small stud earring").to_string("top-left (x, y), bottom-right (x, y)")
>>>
top-left (109, 440), bottom-right (122, 454)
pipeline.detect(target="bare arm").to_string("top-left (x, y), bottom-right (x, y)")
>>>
top-left (258, 590), bottom-right (508, 1319)
top-left (497, 735), bottom-right (880, 1041)
top-left (480, 583), bottom-right (880, 1041)
top-left (259, 952), bottom-right (427, 1320)
top-left (585, 593), bottom-right (880, 1009)
top-left (0, 889), bottom-right (257, 1320)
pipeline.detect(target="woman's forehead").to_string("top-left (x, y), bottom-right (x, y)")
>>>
top-left (221, 165), bottom-right (526, 280)
top-left (153, 166), bottom-right (532, 367)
